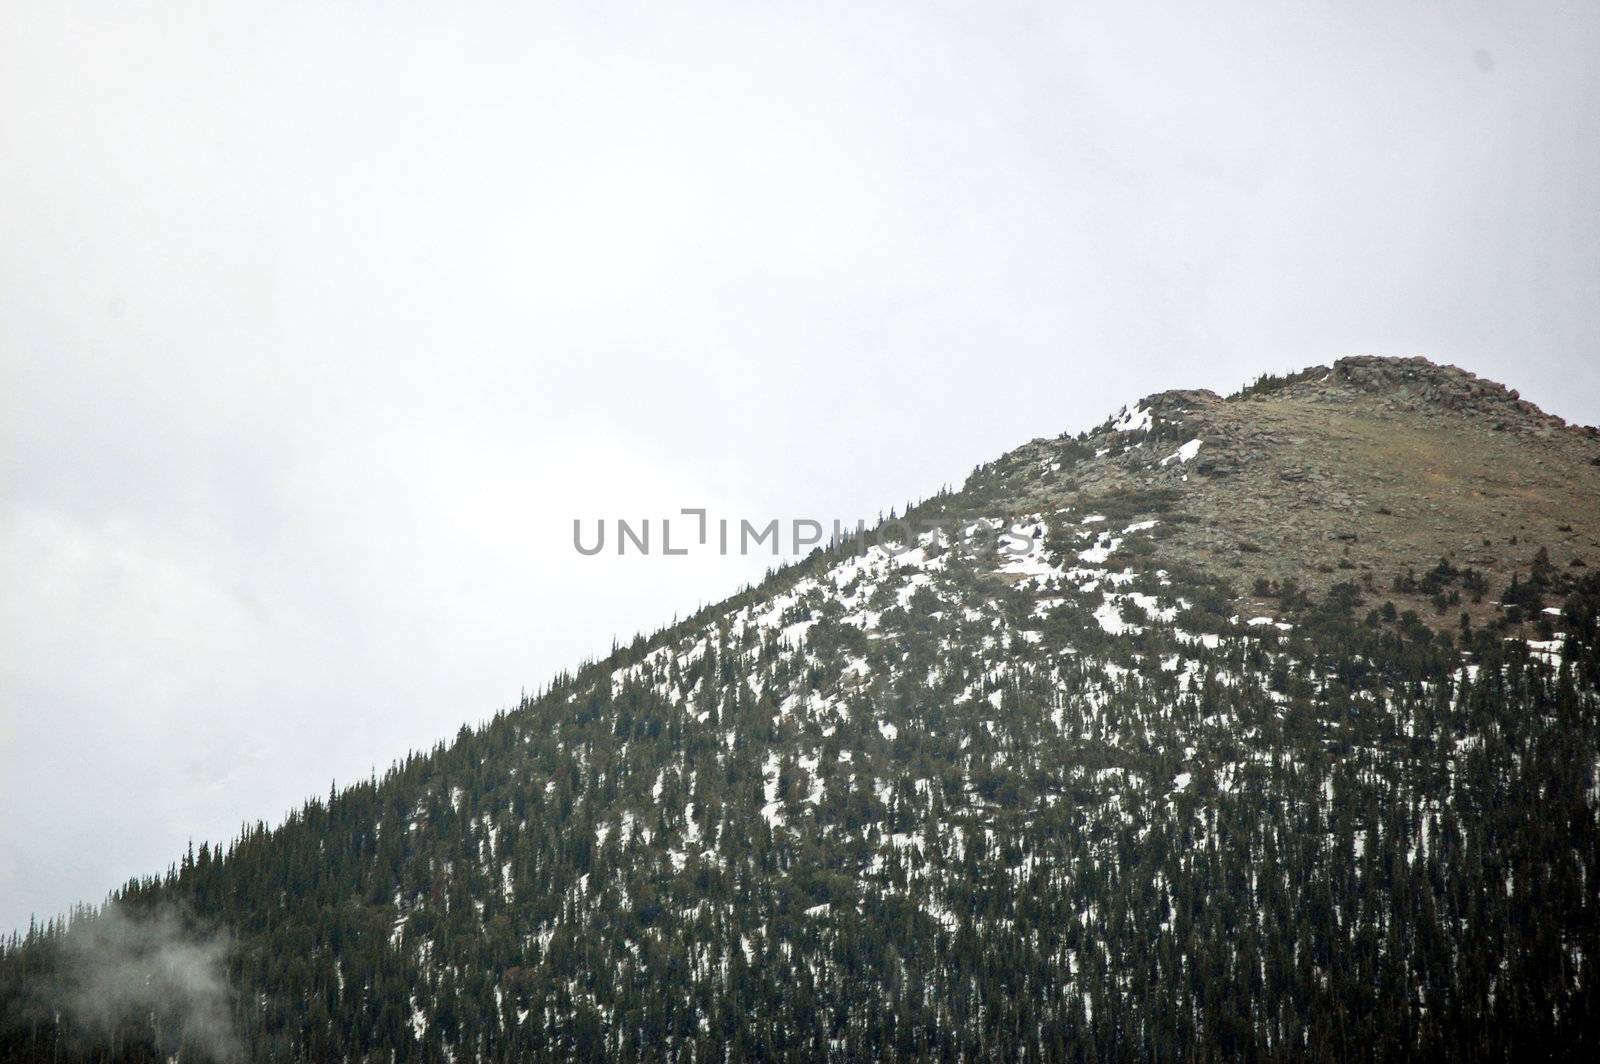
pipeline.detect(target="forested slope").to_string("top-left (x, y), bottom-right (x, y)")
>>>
top-left (5, 359), bottom-right (1600, 1062)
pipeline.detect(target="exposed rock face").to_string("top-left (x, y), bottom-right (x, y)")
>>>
top-left (973, 356), bottom-right (1600, 622)
top-left (1324, 355), bottom-right (1583, 432)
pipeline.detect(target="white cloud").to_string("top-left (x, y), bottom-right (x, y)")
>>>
top-left (2, 1), bottom-right (1599, 931)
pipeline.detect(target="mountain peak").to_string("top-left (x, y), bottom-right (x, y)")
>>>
top-left (1243, 355), bottom-right (1584, 433)
top-left (972, 356), bottom-right (1600, 622)
top-left (6, 355), bottom-right (1600, 1062)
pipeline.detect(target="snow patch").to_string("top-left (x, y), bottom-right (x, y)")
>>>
top-left (1160, 439), bottom-right (1202, 466)
top-left (1113, 406), bottom-right (1152, 433)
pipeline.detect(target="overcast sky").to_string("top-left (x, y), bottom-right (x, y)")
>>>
top-left (3, 2), bottom-right (1598, 934)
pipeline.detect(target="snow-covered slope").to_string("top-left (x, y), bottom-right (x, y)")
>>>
top-left (5, 357), bottom-right (1600, 1062)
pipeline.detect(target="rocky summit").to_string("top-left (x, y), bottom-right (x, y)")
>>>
top-left (977, 356), bottom-right (1600, 626)
top-left (4, 357), bottom-right (1600, 1062)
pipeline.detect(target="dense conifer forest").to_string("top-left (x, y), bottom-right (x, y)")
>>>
top-left (5, 368), bottom-right (1600, 1061)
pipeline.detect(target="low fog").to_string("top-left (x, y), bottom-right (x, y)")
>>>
top-left (26, 903), bottom-right (237, 1061)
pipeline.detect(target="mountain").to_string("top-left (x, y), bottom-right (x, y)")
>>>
top-left (5, 356), bottom-right (1600, 1062)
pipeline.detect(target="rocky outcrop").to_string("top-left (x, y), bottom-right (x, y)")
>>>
top-left (1295, 355), bottom-right (1584, 436)
top-left (978, 356), bottom-right (1600, 625)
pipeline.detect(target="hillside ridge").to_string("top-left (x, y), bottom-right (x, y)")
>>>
top-left (968, 355), bottom-right (1600, 624)
top-left (4, 354), bottom-right (1599, 1062)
